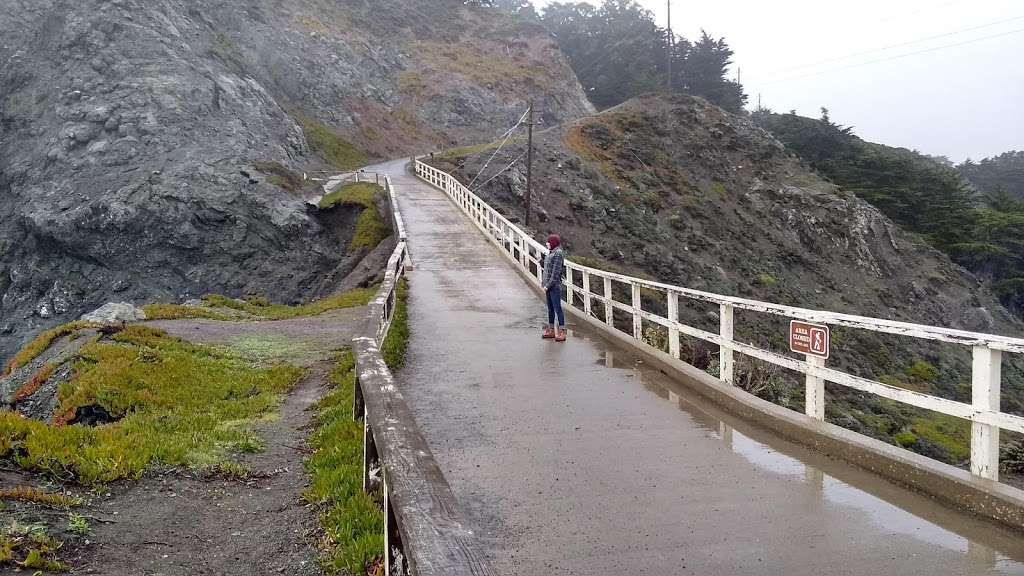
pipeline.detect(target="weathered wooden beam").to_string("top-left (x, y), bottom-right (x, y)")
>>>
top-left (353, 337), bottom-right (494, 576)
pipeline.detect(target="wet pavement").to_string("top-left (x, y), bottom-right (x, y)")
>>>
top-left (377, 159), bottom-right (1024, 576)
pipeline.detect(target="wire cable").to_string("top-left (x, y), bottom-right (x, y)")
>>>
top-left (759, 26), bottom-right (1024, 86)
top-left (467, 107), bottom-right (531, 190)
top-left (762, 14), bottom-right (1024, 77)
top-left (472, 152), bottom-right (527, 193)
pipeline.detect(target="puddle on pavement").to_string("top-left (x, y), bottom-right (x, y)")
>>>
top-left (575, 327), bottom-right (1024, 574)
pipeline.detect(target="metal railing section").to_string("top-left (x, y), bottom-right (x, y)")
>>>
top-left (415, 159), bottom-right (1024, 483)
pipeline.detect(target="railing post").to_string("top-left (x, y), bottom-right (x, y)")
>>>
top-left (720, 304), bottom-right (735, 385)
top-left (805, 356), bottom-right (826, 421)
top-left (383, 472), bottom-right (404, 575)
top-left (631, 283), bottom-right (642, 340)
top-left (362, 408), bottom-right (376, 493)
top-left (604, 277), bottom-right (614, 326)
top-left (353, 375), bottom-right (365, 421)
top-left (668, 291), bottom-right (680, 359)
top-left (971, 345), bottom-right (1002, 481)
top-left (582, 271), bottom-right (592, 316)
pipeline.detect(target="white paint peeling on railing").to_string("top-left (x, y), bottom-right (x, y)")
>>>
top-left (415, 159), bottom-right (1024, 483)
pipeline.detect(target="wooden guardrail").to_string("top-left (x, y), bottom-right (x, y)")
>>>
top-left (415, 159), bottom-right (1024, 484)
top-left (351, 175), bottom-right (492, 576)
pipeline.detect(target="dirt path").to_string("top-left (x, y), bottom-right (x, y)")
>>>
top-left (2, 307), bottom-right (368, 576)
top-left (148, 307), bottom-right (367, 367)
top-left (64, 364), bottom-right (330, 576)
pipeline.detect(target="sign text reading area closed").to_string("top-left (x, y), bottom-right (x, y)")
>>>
top-left (790, 321), bottom-right (830, 359)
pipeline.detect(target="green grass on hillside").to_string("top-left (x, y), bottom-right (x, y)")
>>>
top-left (201, 288), bottom-right (377, 320)
top-left (350, 210), bottom-right (391, 252)
top-left (254, 161), bottom-right (305, 193)
top-left (319, 183), bottom-right (392, 252)
top-left (141, 304), bottom-right (235, 322)
top-left (380, 279), bottom-right (409, 371)
top-left (294, 113), bottom-right (369, 171)
top-left (0, 520), bottom-right (68, 572)
top-left (304, 350), bottom-right (384, 575)
top-left (142, 287), bottom-right (377, 322)
top-left (2, 322), bottom-right (102, 377)
top-left (319, 182), bottom-right (382, 210)
top-left (0, 326), bottom-right (304, 484)
top-left (440, 135), bottom-right (525, 160)
top-left (305, 279), bottom-right (409, 575)
top-left (911, 413), bottom-right (971, 462)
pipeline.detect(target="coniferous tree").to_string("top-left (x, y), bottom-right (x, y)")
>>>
top-left (540, 1), bottom-right (745, 111)
top-left (679, 31), bottom-right (746, 112)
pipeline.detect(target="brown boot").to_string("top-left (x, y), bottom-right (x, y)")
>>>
top-left (555, 329), bottom-right (567, 342)
top-left (542, 327), bottom-right (555, 339)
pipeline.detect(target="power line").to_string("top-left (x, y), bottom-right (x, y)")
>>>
top-left (872, 0), bottom-right (966, 26)
top-left (759, 27), bottom-right (1024, 86)
top-left (472, 152), bottom-right (527, 193)
top-left (466, 107), bottom-right (531, 190)
top-left (762, 14), bottom-right (1024, 77)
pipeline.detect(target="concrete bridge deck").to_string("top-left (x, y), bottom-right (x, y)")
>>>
top-left (377, 159), bottom-right (1024, 576)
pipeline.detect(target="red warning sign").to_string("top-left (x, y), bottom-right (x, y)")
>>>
top-left (790, 321), bottom-right (830, 359)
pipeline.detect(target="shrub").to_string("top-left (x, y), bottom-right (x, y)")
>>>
top-left (893, 432), bottom-right (918, 448)
top-left (905, 360), bottom-right (938, 383)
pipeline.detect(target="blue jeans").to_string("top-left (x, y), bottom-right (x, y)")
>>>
top-left (546, 285), bottom-right (564, 327)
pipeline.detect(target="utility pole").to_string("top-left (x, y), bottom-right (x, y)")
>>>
top-left (525, 99), bottom-right (534, 227)
top-left (666, 0), bottom-right (673, 91)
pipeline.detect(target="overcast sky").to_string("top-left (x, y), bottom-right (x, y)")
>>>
top-left (534, 0), bottom-right (1023, 162)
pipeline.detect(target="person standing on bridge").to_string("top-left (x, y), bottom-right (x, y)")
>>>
top-left (542, 234), bottom-right (567, 342)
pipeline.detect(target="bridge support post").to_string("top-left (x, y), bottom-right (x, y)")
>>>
top-left (805, 356), bottom-right (826, 421)
top-left (383, 471), bottom-right (404, 576)
top-left (582, 271), bottom-right (592, 317)
top-left (353, 375), bottom-right (365, 421)
top-left (631, 283), bottom-right (643, 340)
top-left (604, 277), bottom-right (614, 326)
top-left (668, 291), bottom-right (680, 359)
top-left (719, 304), bottom-right (735, 385)
top-left (971, 345), bottom-right (1001, 481)
top-left (362, 411), bottom-right (377, 493)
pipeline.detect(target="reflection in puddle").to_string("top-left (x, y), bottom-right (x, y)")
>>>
top-left (593, 339), bottom-right (1024, 574)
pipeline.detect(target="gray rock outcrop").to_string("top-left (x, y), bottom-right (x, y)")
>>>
top-left (0, 0), bottom-right (593, 362)
top-left (80, 302), bottom-right (146, 324)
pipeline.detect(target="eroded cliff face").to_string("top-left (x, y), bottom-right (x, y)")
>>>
top-left (0, 0), bottom-right (593, 360)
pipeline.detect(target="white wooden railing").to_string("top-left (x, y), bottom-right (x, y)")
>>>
top-left (416, 159), bottom-right (1024, 483)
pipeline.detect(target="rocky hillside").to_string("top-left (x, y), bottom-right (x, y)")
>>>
top-left (0, 0), bottom-right (592, 361)
top-left (427, 94), bottom-right (1024, 467)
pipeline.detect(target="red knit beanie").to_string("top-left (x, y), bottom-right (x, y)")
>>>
top-left (547, 234), bottom-right (561, 249)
